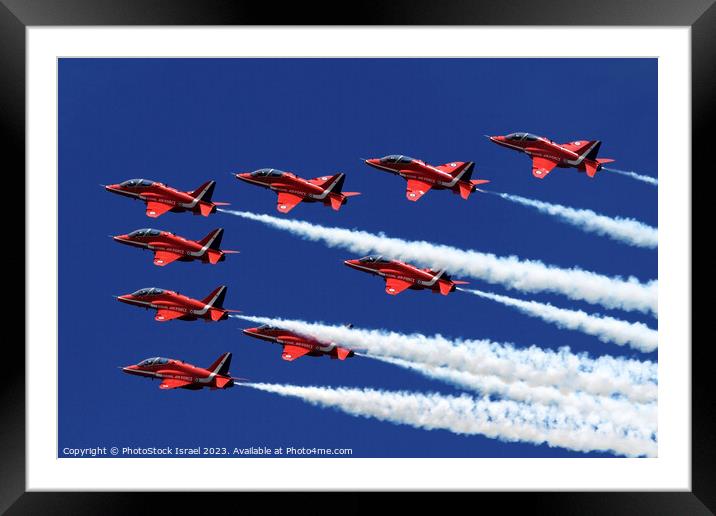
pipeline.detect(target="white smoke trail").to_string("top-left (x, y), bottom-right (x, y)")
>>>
top-left (244, 383), bottom-right (657, 457)
top-left (236, 315), bottom-right (658, 403)
top-left (220, 209), bottom-right (657, 316)
top-left (460, 288), bottom-right (658, 353)
top-left (366, 354), bottom-right (657, 432)
top-left (493, 192), bottom-right (658, 249)
top-left (603, 167), bottom-right (658, 186)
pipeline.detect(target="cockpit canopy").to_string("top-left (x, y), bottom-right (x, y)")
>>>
top-left (358, 255), bottom-right (390, 264)
top-left (128, 228), bottom-right (162, 238)
top-left (379, 155), bottom-right (414, 164)
top-left (505, 132), bottom-right (540, 141)
top-left (138, 357), bottom-right (170, 367)
top-left (257, 324), bottom-right (281, 331)
top-left (120, 178), bottom-right (154, 187)
top-left (251, 168), bottom-right (284, 178)
top-left (131, 287), bottom-right (165, 297)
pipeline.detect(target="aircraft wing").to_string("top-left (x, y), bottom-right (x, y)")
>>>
top-left (385, 277), bottom-right (413, 295)
top-left (276, 192), bottom-right (304, 213)
top-left (405, 178), bottom-right (433, 201)
top-left (159, 378), bottom-right (192, 390)
top-left (531, 157), bottom-right (558, 179)
top-left (155, 308), bottom-right (185, 322)
top-left (281, 345), bottom-right (312, 361)
top-left (145, 201), bottom-right (173, 218)
top-left (153, 250), bottom-right (183, 266)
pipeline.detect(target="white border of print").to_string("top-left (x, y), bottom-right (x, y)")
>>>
top-left (27, 27), bottom-right (689, 491)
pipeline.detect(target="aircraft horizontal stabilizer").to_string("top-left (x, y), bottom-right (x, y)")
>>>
top-left (336, 347), bottom-right (352, 360)
top-left (209, 309), bottom-right (226, 321)
top-left (329, 196), bottom-right (344, 211)
top-left (584, 161), bottom-right (598, 178)
top-left (214, 377), bottom-right (231, 389)
top-left (198, 203), bottom-right (214, 216)
top-left (206, 250), bottom-right (223, 264)
top-left (438, 281), bottom-right (453, 295)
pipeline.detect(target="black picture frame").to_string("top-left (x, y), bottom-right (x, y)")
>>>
top-left (3, 0), bottom-right (711, 513)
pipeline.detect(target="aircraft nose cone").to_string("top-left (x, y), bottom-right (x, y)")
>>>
top-left (113, 234), bottom-right (128, 242)
top-left (242, 327), bottom-right (258, 335)
top-left (121, 365), bottom-right (138, 373)
top-left (344, 259), bottom-right (359, 268)
top-left (236, 173), bottom-right (251, 180)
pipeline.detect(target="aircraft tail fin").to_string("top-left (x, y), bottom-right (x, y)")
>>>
top-left (208, 352), bottom-right (232, 376)
top-left (457, 162), bottom-right (475, 180)
top-left (190, 180), bottom-right (216, 202)
top-left (583, 141), bottom-right (602, 160)
top-left (198, 228), bottom-right (224, 250)
top-left (202, 285), bottom-right (227, 309)
top-left (336, 347), bottom-right (352, 360)
top-left (328, 173), bottom-right (346, 193)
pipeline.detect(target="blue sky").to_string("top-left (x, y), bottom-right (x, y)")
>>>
top-left (58, 58), bottom-right (657, 458)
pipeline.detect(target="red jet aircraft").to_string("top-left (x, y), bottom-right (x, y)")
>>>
top-left (235, 168), bottom-right (360, 214)
top-left (363, 155), bottom-right (489, 202)
top-left (104, 178), bottom-right (228, 217)
top-left (243, 324), bottom-right (355, 362)
top-left (344, 255), bottom-right (468, 296)
top-left (487, 132), bottom-right (615, 179)
top-left (122, 352), bottom-right (242, 390)
top-left (112, 227), bottom-right (239, 267)
top-left (116, 285), bottom-right (238, 322)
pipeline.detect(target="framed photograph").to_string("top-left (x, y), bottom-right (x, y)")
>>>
top-left (4, 0), bottom-right (711, 512)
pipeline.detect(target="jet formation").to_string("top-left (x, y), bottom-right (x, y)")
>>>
top-left (111, 134), bottom-right (618, 382)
